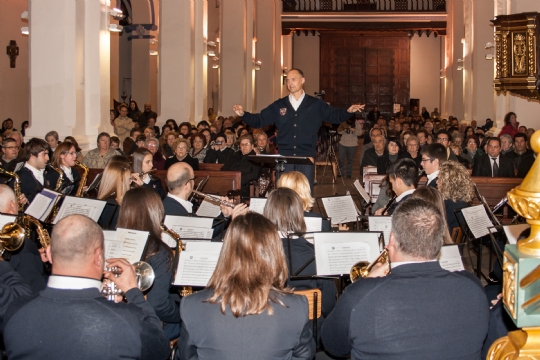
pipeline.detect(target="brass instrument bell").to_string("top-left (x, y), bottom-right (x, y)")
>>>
top-left (350, 249), bottom-right (390, 282)
top-left (102, 261), bottom-right (155, 301)
top-left (0, 222), bottom-right (25, 253)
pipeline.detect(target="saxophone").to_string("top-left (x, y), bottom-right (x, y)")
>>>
top-left (74, 161), bottom-right (89, 197)
top-left (0, 168), bottom-right (23, 212)
top-left (22, 215), bottom-right (51, 249)
top-left (47, 164), bottom-right (64, 192)
top-left (161, 224), bottom-right (192, 296)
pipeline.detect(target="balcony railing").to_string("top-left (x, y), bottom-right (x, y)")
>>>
top-left (282, 0), bottom-right (446, 12)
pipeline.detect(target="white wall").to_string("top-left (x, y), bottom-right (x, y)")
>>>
top-left (292, 34), bottom-right (320, 97)
top-left (0, 0), bottom-right (29, 129)
top-left (410, 36), bottom-right (441, 113)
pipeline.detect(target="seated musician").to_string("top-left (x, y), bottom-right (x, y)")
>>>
top-left (44, 141), bottom-right (81, 196)
top-left (176, 212), bottom-right (315, 360)
top-left (221, 134), bottom-right (261, 199)
top-left (0, 185), bottom-right (48, 292)
top-left (2, 214), bottom-right (170, 359)
top-left (419, 143), bottom-right (447, 187)
top-left (117, 187), bottom-right (181, 341)
top-left (263, 188), bottom-right (336, 340)
top-left (410, 186), bottom-right (453, 244)
top-left (96, 159), bottom-right (131, 230)
top-left (321, 198), bottom-right (490, 359)
top-left (374, 158), bottom-right (418, 215)
top-left (131, 148), bottom-right (165, 199)
top-left (1, 137), bottom-right (20, 174)
top-left (10, 138), bottom-right (52, 205)
top-left (437, 160), bottom-right (475, 232)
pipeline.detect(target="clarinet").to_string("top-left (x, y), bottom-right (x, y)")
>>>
top-left (381, 195), bottom-right (397, 215)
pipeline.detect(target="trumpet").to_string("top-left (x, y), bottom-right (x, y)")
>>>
top-left (350, 249), bottom-right (390, 282)
top-left (192, 190), bottom-right (235, 208)
top-left (101, 261), bottom-right (155, 301)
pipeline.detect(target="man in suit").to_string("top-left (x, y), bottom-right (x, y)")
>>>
top-left (374, 158), bottom-right (418, 215)
top-left (419, 143), bottom-right (447, 188)
top-left (233, 68), bottom-right (364, 190)
top-left (472, 137), bottom-right (514, 177)
top-left (322, 198), bottom-right (490, 360)
top-left (2, 214), bottom-right (170, 359)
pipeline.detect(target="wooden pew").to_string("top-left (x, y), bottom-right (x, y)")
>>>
top-left (82, 168), bottom-right (241, 197)
top-left (198, 163), bottom-right (224, 171)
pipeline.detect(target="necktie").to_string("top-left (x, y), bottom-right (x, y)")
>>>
top-left (492, 157), bottom-right (499, 177)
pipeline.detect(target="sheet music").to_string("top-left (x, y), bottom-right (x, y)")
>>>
top-left (461, 205), bottom-right (493, 239)
top-left (304, 217), bottom-right (322, 233)
top-left (195, 200), bottom-right (222, 218)
top-left (52, 196), bottom-right (106, 224)
top-left (24, 189), bottom-right (60, 220)
top-left (249, 198), bottom-right (267, 215)
top-left (103, 228), bottom-right (149, 264)
top-left (354, 179), bottom-right (371, 203)
top-left (0, 214), bottom-right (16, 229)
top-left (439, 245), bottom-right (465, 272)
top-left (368, 216), bottom-right (392, 243)
top-left (314, 232), bottom-right (381, 275)
top-left (503, 224), bottom-right (530, 245)
top-left (173, 242), bottom-right (223, 287)
top-left (164, 215), bottom-right (214, 240)
top-left (321, 196), bottom-right (358, 224)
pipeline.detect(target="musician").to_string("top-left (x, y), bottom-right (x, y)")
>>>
top-left (374, 158), bottom-right (418, 215)
top-left (233, 68), bottom-right (364, 190)
top-left (44, 141), bottom-right (82, 196)
top-left (97, 160), bottom-right (131, 230)
top-left (164, 138), bottom-right (199, 171)
top-left (0, 185), bottom-right (48, 292)
top-left (2, 214), bottom-right (170, 359)
top-left (263, 188), bottom-right (336, 336)
top-left (437, 160), bottom-right (475, 232)
top-left (131, 148), bottom-right (165, 199)
top-left (176, 212), bottom-right (315, 360)
top-left (221, 135), bottom-right (261, 199)
top-left (419, 143), bottom-right (447, 187)
top-left (410, 186), bottom-right (453, 244)
top-left (472, 137), bottom-right (515, 177)
top-left (321, 198), bottom-right (490, 359)
top-left (117, 187), bottom-right (180, 340)
top-left (0, 259), bottom-right (32, 323)
top-left (11, 138), bottom-right (52, 205)
top-left (1, 137), bottom-right (20, 174)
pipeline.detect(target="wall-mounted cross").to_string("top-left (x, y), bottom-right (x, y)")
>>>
top-left (6, 40), bottom-right (19, 68)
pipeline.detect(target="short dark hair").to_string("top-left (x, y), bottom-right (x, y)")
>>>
top-left (97, 132), bottom-right (110, 143)
top-left (436, 129), bottom-right (451, 141)
top-left (487, 137), bottom-right (501, 147)
top-left (466, 135), bottom-right (480, 147)
top-left (392, 198), bottom-right (444, 260)
top-left (514, 133), bottom-right (528, 142)
top-left (420, 143), bottom-right (447, 164)
top-left (388, 158), bottom-right (418, 187)
top-left (130, 128), bottom-right (140, 137)
top-left (2, 137), bottom-right (16, 147)
top-left (197, 120), bottom-right (210, 128)
top-left (25, 138), bottom-right (49, 161)
top-left (110, 136), bottom-right (120, 145)
top-left (288, 68), bottom-right (304, 77)
top-left (135, 134), bottom-right (146, 143)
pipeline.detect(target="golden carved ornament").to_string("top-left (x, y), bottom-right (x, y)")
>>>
top-left (488, 328), bottom-right (540, 359)
top-left (507, 130), bottom-right (540, 255)
top-left (503, 253), bottom-right (517, 319)
top-left (513, 33), bottom-right (527, 74)
top-left (502, 31), bottom-right (510, 77)
top-left (495, 34), bottom-right (502, 79)
top-left (528, 28), bottom-right (535, 77)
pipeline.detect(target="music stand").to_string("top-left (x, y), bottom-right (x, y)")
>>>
top-left (248, 155), bottom-right (314, 174)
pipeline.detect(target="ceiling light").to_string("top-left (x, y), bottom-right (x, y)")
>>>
top-left (149, 50), bottom-right (158, 56)
top-left (108, 8), bottom-right (123, 17)
top-left (457, 66), bottom-right (463, 71)
top-left (207, 50), bottom-right (216, 57)
top-left (21, 11), bottom-right (28, 20)
top-left (21, 27), bottom-right (29, 35)
top-left (485, 42), bottom-right (494, 49)
top-left (109, 24), bottom-right (123, 32)
top-left (212, 64), bottom-right (219, 69)
top-left (485, 54), bottom-right (494, 60)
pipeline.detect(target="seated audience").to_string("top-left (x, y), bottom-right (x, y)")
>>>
top-left (436, 130), bottom-right (459, 162)
top-left (221, 135), bottom-right (261, 198)
top-left (321, 198), bottom-right (489, 360)
top-left (3, 215), bottom-right (170, 359)
top-left (462, 135), bottom-right (484, 168)
top-left (45, 131), bottom-right (60, 159)
top-left (110, 136), bottom-right (127, 157)
top-left (438, 160), bottom-right (475, 232)
top-left (359, 129), bottom-right (384, 180)
top-left (83, 132), bottom-right (119, 169)
top-left (472, 137), bottom-right (514, 177)
top-left (450, 144), bottom-right (470, 168)
top-left (510, 133), bottom-right (534, 177)
top-left (254, 131), bottom-right (277, 155)
top-left (164, 138), bottom-right (199, 170)
top-left (404, 135), bottom-right (421, 168)
top-left (124, 128), bottom-right (141, 155)
top-left (176, 212), bottom-right (315, 360)
top-left (203, 133), bottom-right (233, 164)
top-left (500, 134), bottom-right (514, 155)
top-left (131, 148), bottom-right (165, 199)
top-left (189, 133), bottom-right (208, 163)
top-left (161, 131), bottom-right (177, 158)
top-left (146, 138), bottom-right (166, 170)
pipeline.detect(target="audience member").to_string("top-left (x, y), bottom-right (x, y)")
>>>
top-left (164, 138), bottom-right (199, 170)
top-left (1, 137), bottom-right (20, 173)
top-left (337, 117), bottom-right (359, 178)
top-left (221, 135), bottom-right (261, 198)
top-left (462, 135), bottom-right (484, 168)
top-left (146, 138), bottom-right (166, 170)
top-left (83, 132), bottom-right (120, 169)
top-left (498, 112), bottom-right (519, 138)
top-left (510, 133), bottom-right (535, 177)
top-left (189, 133), bottom-right (208, 163)
top-left (112, 104), bottom-right (135, 143)
top-left (500, 134), bottom-right (514, 155)
top-left (137, 102), bottom-right (158, 129)
top-left (472, 137), bottom-right (514, 177)
top-left (204, 134), bottom-right (233, 164)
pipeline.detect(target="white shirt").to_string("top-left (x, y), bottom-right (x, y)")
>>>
top-left (396, 188), bottom-right (415, 203)
top-left (391, 259), bottom-right (437, 269)
top-left (289, 91), bottom-right (305, 111)
top-left (24, 162), bottom-right (44, 185)
top-left (142, 173), bottom-right (151, 184)
top-left (60, 165), bottom-right (73, 181)
top-left (48, 275), bottom-right (102, 291)
top-left (167, 193), bottom-right (193, 213)
top-left (427, 170), bottom-right (439, 185)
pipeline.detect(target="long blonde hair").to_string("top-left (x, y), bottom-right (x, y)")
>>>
top-left (206, 213), bottom-right (291, 317)
top-left (97, 161), bottom-right (131, 204)
top-left (277, 171), bottom-right (314, 211)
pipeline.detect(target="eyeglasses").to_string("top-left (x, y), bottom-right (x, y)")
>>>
top-left (2, 146), bottom-right (19, 150)
top-left (437, 137), bottom-right (449, 142)
top-left (421, 158), bottom-right (433, 163)
top-left (185, 176), bottom-right (197, 185)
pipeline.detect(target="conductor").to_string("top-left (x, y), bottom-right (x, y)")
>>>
top-left (233, 68), bottom-right (364, 189)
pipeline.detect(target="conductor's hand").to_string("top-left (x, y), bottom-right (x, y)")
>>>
top-left (232, 105), bottom-right (245, 117)
top-left (104, 258), bottom-right (138, 294)
top-left (347, 104), bottom-right (365, 113)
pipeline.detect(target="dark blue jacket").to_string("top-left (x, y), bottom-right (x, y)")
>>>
top-left (241, 94), bottom-right (351, 157)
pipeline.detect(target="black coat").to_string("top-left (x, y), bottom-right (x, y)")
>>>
top-left (221, 150), bottom-right (261, 198)
top-left (143, 176), bottom-right (166, 199)
top-left (509, 149), bottom-right (535, 178)
top-left (0, 262), bottom-right (32, 321)
top-left (164, 155), bottom-right (199, 171)
top-left (376, 152), bottom-right (407, 175)
top-left (163, 196), bottom-right (190, 216)
top-left (360, 147), bottom-right (384, 179)
top-left (97, 197), bottom-right (120, 230)
top-left (444, 199), bottom-right (469, 232)
top-left (472, 153), bottom-right (515, 177)
top-left (203, 147), bottom-right (234, 164)
top-left (44, 167), bottom-right (81, 196)
top-left (9, 237), bottom-right (47, 293)
top-left (3, 287), bottom-right (170, 359)
top-left (10, 167), bottom-right (52, 206)
top-left (321, 262), bottom-right (489, 360)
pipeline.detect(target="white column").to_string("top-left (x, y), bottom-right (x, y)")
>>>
top-left (193, 0), bottom-right (208, 123)
top-left (281, 34), bottom-right (293, 98)
top-left (159, 0), bottom-right (192, 123)
top-left (27, 0), bottom-right (111, 150)
top-left (131, 40), bottom-right (151, 107)
top-left (462, 0), bottom-right (473, 122)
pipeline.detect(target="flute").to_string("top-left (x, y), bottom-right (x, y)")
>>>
top-left (192, 190), bottom-right (235, 208)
